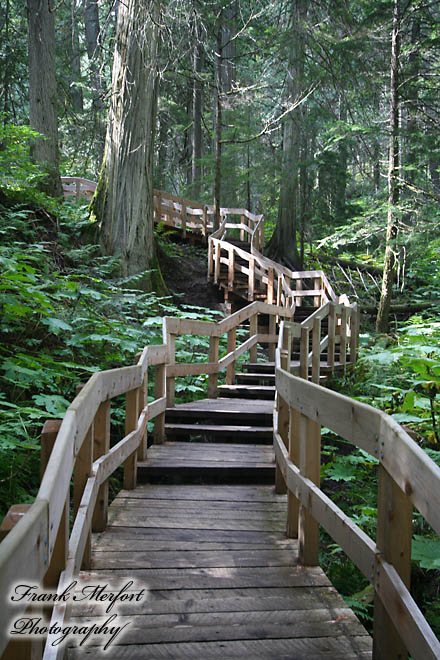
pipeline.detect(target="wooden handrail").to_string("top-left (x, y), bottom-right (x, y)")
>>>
top-left (274, 319), bottom-right (440, 660)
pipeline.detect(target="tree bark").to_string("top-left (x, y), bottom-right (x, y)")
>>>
top-left (376, 0), bottom-right (400, 333)
top-left (266, 0), bottom-right (307, 268)
top-left (84, 0), bottom-right (105, 160)
top-left (90, 0), bottom-right (160, 287)
top-left (213, 12), bottom-right (223, 231)
top-left (69, 0), bottom-right (83, 113)
top-left (27, 0), bottom-right (63, 198)
top-left (191, 5), bottom-right (203, 200)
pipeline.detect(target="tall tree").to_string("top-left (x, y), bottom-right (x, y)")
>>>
top-left (27, 0), bottom-right (63, 197)
top-left (90, 0), bottom-right (160, 286)
top-left (191, 1), bottom-right (204, 200)
top-left (376, 0), bottom-right (401, 333)
top-left (266, 0), bottom-right (307, 267)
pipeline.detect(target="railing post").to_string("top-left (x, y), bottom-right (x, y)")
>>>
top-left (275, 325), bottom-right (290, 495)
top-left (208, 336), bottom-right (219, 398)
top-left (165, 329), bottom-right (176, 407)
top-left (268, 313), bottom-right (276, 362)
top-left (340, 305), bottom-right (347, 367)
top-left (181, 200), bottom-right (187, 238)
top-left (203, 205), bottom-right (208, 238)
top-left (350, 304), bottom-right (360, 363)
top-left (277, 275), bottom-right (283, 307)
top-left (314, 276), bottom-right (321, 307)
top-left (287, 406), bottom-right (300, 538)
top-left (327, 302), bottom-right (336, 370)
top-left (92, 399), bottom-right (111, 531)
top-left (296, 278), bottom-right (302, 307)
top-left (312, 317), bottom-right (321, 384)
top-left (300, 327), bottom-right (309, 380)
top-left (249, 311), bottom-right (258, 363)
top-left (240, 213), bottom-right (245, 242)
top-left (228, 246), bottom-right (235, 291)
top-left (226, 327), bottom-right (236, 385)
top-left (208, 240), bottom-right (214, 280)
top-left (214, 242), bottom-right (221, 284)
top-left (373, 465), bottom-right (412, 660)
top-left (248, 257), bottom-right (255, 301)
top-left (124, 387), bottom-right (139, 490)
top-left (73, 421), bottom-right (93, 569)
top-left (267, 266), bottom-right (274, 304)
top-left (153, 362), bottom-right (166, 444)
top-left (137, 369), bottom-right (148, 461)
top-left (75, 178), bottom-right (80, 200)
top-left (298, 414), bottom-right (321, 565)
top-left (41, 420), bottom-right (69, 583)
top-left (260, 218), bottom-right (264, 250)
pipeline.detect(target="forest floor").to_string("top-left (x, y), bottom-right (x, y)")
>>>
top-left (158, 236), bottom-right (226, 312)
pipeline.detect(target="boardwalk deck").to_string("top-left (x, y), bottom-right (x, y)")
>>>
top-left (68, 484), bottom-right (372, 659)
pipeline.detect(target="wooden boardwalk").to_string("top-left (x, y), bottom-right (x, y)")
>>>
top-left (68, 484), bottom-right (372, 659)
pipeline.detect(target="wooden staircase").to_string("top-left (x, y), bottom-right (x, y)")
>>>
top-left (138, 362), bottom-right (276, 485)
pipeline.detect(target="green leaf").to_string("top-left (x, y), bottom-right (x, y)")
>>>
top-left (412, 535), bottom-right (440, 570)
top-left (42, 317), bottom-right (73, 334)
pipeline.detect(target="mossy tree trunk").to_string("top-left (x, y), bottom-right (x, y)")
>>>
top-left (266, 0), bottom-right (307, 268)
top-left (27, 0), bottom-right (63, 198)
top-left (91, 0), bottom-right (160, 289)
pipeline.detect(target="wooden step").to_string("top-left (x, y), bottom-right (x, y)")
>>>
top-left (138, 442), bottom-right (275, 484)
top-left (165, 398), bottom-right (273, 425)
top-left (217, 384), bottom-right (276, 400)
top-left (165, 423), bottom-right (272, 443)
top-left (235, 372), bottom-right (275, 385)
top-left (242, 362), bottom-right (275, 374)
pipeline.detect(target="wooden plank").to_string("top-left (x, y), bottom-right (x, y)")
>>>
top-left (73, 422), bottom-right (93, 569)
top-left (90, 548), bottom-right (299, 569)
top-left (0, 499), bottom-right (48, 654)
top-left (75, 564), bottom-right (330, 589)
top-left (153, 364), bottom-right (166, 444)
top-left (298, 415), bottom-right (321, 566)
top-left (70, 585), bottom-right (344, 617)
top-left (92, 399), bottom-right (111, 532)
top-left (226, 327), bottom-right (236, 384)
top-left (327, 302), bottom-right (336, 369)
top-left (208, 336), bottom-right (219, 398)
top-left (373, 465), bottom-right (413, 659)
top-left (311, 318), bottom-right (321, 384)
top-left (249, 312), bottom-right (258, 363)
top-left (164, 317), bottom-right (219, 338)
top-left (376, 557), bottom-right (440, 660)
top-left (115, 484), bottom-right (284, 501)
top-left (67, 607), bottom-right (367, 647)
top-left (67, 637), bottom-right (372, 659)
top-left (287, 409), bottom-right (300, 538)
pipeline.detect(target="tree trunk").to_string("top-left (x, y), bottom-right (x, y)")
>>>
top-left (90, 0), bottom-right (161, 288)
top-left (213, 13), bottom-right (223, 231)
top-left (266, 0), bottom-right (306, 268)
top-left (191, 9), bottom-right (203, 200)
top-left (27, 0), bottom-right (63, 198)
top-left (376, 0), bottom-right (400, 333)
top-left (84, 0), bottom-right (105, 161)
top-left (69, 0), bottom-right (83, 113)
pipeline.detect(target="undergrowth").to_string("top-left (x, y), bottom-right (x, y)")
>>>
top-left (322, 317), bottom-right (440, 635)
top-left (0, 195), bottom-right (224, 515)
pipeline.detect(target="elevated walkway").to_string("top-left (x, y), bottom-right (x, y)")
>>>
top-left (1, 183), bottom-right (439, 660)
top-left (68, 484), bottom-right (371, 659)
